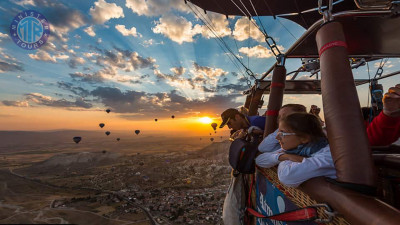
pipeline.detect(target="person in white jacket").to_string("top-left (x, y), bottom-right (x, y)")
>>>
top-left (256, 113), bottom-right (336, 187)
top-left (258, 104), bottom-right (307, 153)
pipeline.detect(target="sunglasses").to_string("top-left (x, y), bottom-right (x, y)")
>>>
top-left (276, 131), bottom-right (297, 138)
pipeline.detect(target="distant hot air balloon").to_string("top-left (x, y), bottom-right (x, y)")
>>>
top-left (220, 136), bottom-right (223, 139)
top-left (73, 136), bottom-right (81, 144)
top-left (209, 133), bottom-right (212, 135)
top-left (155, 118), bottom-right (158, 122)
top-left (210, 138), bottom-right (214, 142)
top-left (135, 130), bottom-right (140, 135)
top-left (117, 138), bottom-right (120, 141)
top-left (211, 123), bottom-right (217, 131)
top-left (106, 109), bottom-right (111, 113)
top-left (215, 131), bottom-right (217, 133)
top-left (200, 138), bottom-right (202, 140)
top-left (171, 115), bottom-right (175, 119)
top-left (105, 131), bottom-right (110, 136)
top-left (99, 123), bottom-right (105, 128)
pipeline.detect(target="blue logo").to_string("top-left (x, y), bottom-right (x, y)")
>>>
top-left (10, 10), bottom-right (50, 50)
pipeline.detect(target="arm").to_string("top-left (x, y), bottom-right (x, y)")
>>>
top-left (258, 129), bottom-right (281, 153)
top-left (277, 146), bottom-right (337, 187)
top-left (278, 154), bottom-right (305, 162)
top-left (367, 112), bottom-right (400, 146)
top-left (255, 150), bottom-right (283, 168)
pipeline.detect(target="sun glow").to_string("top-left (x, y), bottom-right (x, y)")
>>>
top-left (198, 117), bottom-right (212, 124)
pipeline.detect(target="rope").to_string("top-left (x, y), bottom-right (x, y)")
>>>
top-left (186, 2), bottom-right (252, 87)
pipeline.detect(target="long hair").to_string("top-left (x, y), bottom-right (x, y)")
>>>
top-left (280, 112), bottom-right (326, 142)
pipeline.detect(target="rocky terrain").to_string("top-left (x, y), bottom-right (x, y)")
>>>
top-left (0, 131), bottom-right (232, 224)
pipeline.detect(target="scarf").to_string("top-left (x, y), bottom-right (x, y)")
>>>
top-left (285, 137), bottom-right (328, 157)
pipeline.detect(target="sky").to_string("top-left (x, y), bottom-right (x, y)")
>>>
top-left (0, 0), bottom-right (399, 135)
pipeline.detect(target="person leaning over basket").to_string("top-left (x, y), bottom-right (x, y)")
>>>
top-left (219, 108), bottom-right (265, 140)
top-left (257, 104), bottom-right (307, 154)
top-left (256, 113), bottom-right (336, 187)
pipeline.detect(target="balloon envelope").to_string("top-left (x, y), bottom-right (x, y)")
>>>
top-left (135, 130), bottom-right (140, 135)
top-left (99, 123), bottom-right (105, 128)
top-left (210, 138), bottom-right (214, 142)
top-left (155, 119), bottom-right (158, 122)
top-left (171, 115), bottom-right (175, 119)
top-left (106, 109), bottom-right (111, 113)
top-left (117, 138), bottom-right (120, 141)
top-left (73, 136), bottom-right (81, 144)
top-left (211, 122), bottom-right (217, 130)
top-left (105, 131), bottom-right (110, 136)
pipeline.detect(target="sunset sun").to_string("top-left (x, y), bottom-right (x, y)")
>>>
top-left (198, 117), bottom-right (212, 124)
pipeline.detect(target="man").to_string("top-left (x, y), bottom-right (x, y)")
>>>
top-left (257, 104), bottom-right (307, 153)
top-left (219, 108), bottom-right (265, 140)
top-left (367, 83), bottom-right (400, 146)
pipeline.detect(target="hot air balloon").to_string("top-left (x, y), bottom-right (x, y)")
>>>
top-left (209, 133), bottom-right (212, 135)
top-left (171, 115), bottom-right (175, 119)
top-left (73, 136), bottom-right (81, 144)
top-left (99, 123), bottom-right (105, 128)
top-left (105, 131), bottom-right (110, 136)
top-left (155, 118), bottom-right (158, 122)
top-left (106, 109), bottom-right (111, 113)
top-left (210, 138), bottom-right (214, 142)
top-left (117, 138), bottom-right (120, 141)
top-left (211, 122), bottom-right (217, 131)
top-left (200, 138), bottom-right (202, 140)
top-left (135, 130), bottom-right (140, 135)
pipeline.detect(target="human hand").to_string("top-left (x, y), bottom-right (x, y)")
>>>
top-left (383, 84), bottom-right (400, 117)
top-left (230, 129), bottom-right (247, 140)
top-left (248, 126), bottom-right (263, 135)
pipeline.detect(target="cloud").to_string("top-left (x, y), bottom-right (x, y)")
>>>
top-left (239, 45), bottom-right (284, 59)
top-left (0, 50), bottom-right (24, 73)
top-left (0, 32), bottom-right (8, 42)
top-left (194, 13), bottom-right (231, 39)
top-left (170, 67), bottom-right (186, 76)
top-left (125, 0), bottom-right (190, 17)
top-left (57, 82), bottom-right (90, 97)
top-left (97, 47), bottom-right (157, 72)
top-left (1, 100), bottom-right (29, 107)
top-left (68, 57), bottom-right (86, 68)
top-left (28, 49), bottom-right (69, 63)
top-left (233, 17), bottom-right (265, 42)
top-left (84, 26), bottom-right (96, 37)
top-left (90, 86), bottom-right (242, 116)
top-left (40, 2), bottom-right (88, 42)
top-left (217, 84), bottom-right (247, 93)
top-left (152, 14), bottom-right (202, 44)
top-left (192, 62), bottom-right (228, 79)
top-left (141, 39), bottom-right (164, 47)
top-left (90, 0), bottom-right (124, 24)
top-left (69, 71), bottom-right (105, 83)
top-left (24, 93), bottom-right (92, 108)
top-left (115, 24), bottom-right (140, 37)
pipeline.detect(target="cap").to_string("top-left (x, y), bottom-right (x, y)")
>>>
top-left (219, 108), bottom-right (240, 128)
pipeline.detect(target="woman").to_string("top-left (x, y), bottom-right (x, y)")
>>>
top-left (255, 113), bottom-right (336, 187)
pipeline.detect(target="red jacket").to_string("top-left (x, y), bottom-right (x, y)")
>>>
top-left (367, 112), bottom-right (400, 146)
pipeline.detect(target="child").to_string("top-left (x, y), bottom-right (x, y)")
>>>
top-left (255, 113), bottom-right (336, 187)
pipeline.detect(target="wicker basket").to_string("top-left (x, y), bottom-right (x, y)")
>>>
top-left (256, 166), bottom-right (350, 225)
